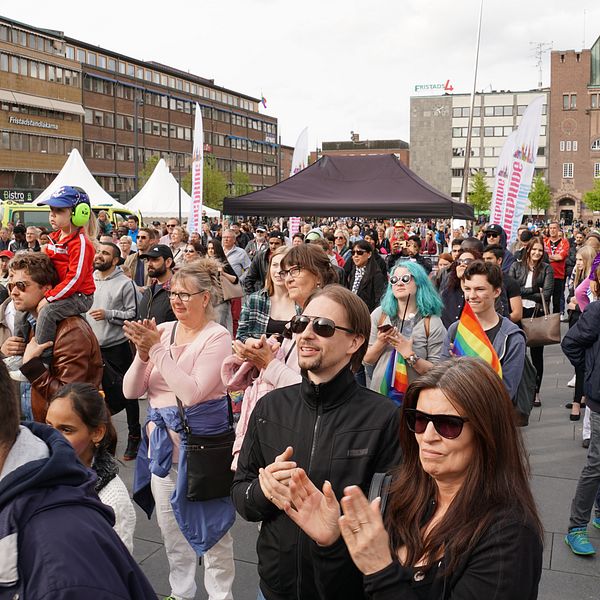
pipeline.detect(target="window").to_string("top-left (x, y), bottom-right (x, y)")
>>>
top-left (0, 53), bottom-right (7, 72)
top-left (563, 95), bottom-right (569, 110)
top-left (84, 109), bottom-right (93, 125)
top-left (563, 93), bottom-right (577, 110)
top-left (592, 139), bottom-right (600, 150)
top-left (87, 52), bottom-right (96, 66)
top-left (451, 168), bottom-right (464, 177)
top-left (76, 48), bottom-right (86, 62)
top-left (30, 61), bottom-right (38, 78)
top-left (595, 163), bottom-right (600, 178)
top-left (566, 141), bottom-right (572, 151)
top-left (562, 163), bottom-right (574, 178)
top-left (573, 141), bottom-right (578, 151)
top-left (592, 94), bottom-right (599, 109)
top-left (107, 57), bottom-right (116, 71)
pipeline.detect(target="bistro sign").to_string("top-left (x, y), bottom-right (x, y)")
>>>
top-left (8, 116), bottom-right (58, 130)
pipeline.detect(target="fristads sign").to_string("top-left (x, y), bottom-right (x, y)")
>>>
top-left (8, 116), bottom-right (59, 130)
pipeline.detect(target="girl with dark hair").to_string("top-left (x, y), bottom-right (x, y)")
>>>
top-left (440, 248), bottom-right (482, 328)
top-left (207, 237), bottom-right (239, 334)
top-left (509, 237), bottom-right (554, 406)
top-left (345, 239), bottom-right (386, 313)
top-left (283, 358), bottom-right (543, 599)
top-left (46, 383), bottom-right (136, 553)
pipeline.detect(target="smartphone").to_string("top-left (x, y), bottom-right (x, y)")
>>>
top-left (377, 324), bottom-right (393, 333)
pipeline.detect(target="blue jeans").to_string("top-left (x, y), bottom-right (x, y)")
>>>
top-left (569, 409), bottom-right (600, 529)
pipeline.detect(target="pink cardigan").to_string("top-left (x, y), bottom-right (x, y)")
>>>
top-left (123, 320), bottom-right (232, 408)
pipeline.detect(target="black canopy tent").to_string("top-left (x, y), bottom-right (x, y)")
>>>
top-left (223, 154), bottom-right (474, 219)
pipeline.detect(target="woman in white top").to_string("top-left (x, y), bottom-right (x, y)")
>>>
top-left (170, 226), bottom-right (188, 268)
top-left (46, 383), bottom-right (136, 554)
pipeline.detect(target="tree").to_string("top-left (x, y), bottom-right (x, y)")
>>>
top-left (231, 169), bottom-right (252, 197)
top-left (583, 178), bottom-right (600, 213)
top-left (528, 175), bottom-right (552, 217)
top-left (467, 170), bottom-right (492, 216)
top-left (203, 156), bottom-right (228, 211)
top-left (138, 155), bottom-right (160, 189)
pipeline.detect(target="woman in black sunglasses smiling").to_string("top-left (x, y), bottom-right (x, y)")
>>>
top-left (284, 357), bottom-right (543, 599)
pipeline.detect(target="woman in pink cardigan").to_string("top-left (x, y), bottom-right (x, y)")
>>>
top-left (123, 258), bottom-right (235, 600)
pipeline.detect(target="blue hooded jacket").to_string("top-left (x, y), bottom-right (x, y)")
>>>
top-left (0, 422), bottom-right (155, 599)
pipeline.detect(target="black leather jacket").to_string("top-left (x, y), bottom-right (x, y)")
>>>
top-left (508, 261), bottom-right (554, 308)
top-left (231, 365), bottom-right (401, 600)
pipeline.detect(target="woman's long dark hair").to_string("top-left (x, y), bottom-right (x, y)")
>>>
top-left (208, 237), bottom-right (227, 262)
top-left (522, 237), bottom-right (545, 282)
top-left (50, 383), bottom-right (117, 456)
top-left (385, 358), bottom-right (542, 575)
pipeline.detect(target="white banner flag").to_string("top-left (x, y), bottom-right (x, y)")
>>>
top-left (188, 103), bottom-right (204, 234)
top-left (288, 127), bottom-right (308, 238)
top-left (489, 96), bottom-right (544, 245)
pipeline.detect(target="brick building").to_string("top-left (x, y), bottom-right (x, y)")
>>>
top-left (548, 37), bottom-right (600, 223)
top-left (310, 133), bottom-right (409, 165)
top-left (0, 15), bottom-right (279, 203)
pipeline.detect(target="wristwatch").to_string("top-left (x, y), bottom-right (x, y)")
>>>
top-left (405, 353), bottom-right (419, 367)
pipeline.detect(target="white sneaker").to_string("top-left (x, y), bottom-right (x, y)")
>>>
top-left (567, 375), bottom-right (576, 388)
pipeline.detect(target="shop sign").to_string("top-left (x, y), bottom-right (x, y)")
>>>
top-left (8, 116), bottom-right (59, 130)
top-left (1, 189), bottom-right (35, 202)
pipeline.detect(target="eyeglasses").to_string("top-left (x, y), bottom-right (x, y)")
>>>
top-left (352, 250), bottom-right (368, 256)
top-left (404, 408), bottom-right (469, 439)
top-left (389, 273), bottom-right (413, 285)
top-left (457, 258), bottom-right (474, 266)
top-left (278, 266), bottom-right (302, 279)
top-left (8, 281), bottom-right (30, 293)
top-left (167, 290), bottom-right (205, 302)
top-left (289, 315), bottom-right (355, 338)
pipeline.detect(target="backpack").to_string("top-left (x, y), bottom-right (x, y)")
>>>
top-left (513, 354), bottom-right (537, 426)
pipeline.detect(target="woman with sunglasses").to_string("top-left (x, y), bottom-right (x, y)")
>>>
top-left (183, 240), bottom-right (207, 264)
top-left (283, 358), bottom-right (543, 599)
top-left (206, 238), bottom-right (239, 334)
top-left (440, 248), bottom-right (482, 329)
top-left (345, 240), bottom-right (386, 313)
top-left (365, 261), bottom-right (445, 402)
top-left (509, 237), bottom-right (554, 407)
top-left (123, 259), bottom-right (236, 600)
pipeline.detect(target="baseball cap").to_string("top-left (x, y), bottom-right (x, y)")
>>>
top-left (152, 221), bottom-right (161, 227)
top-left (39, 185), bottom-right (90, 209)
top-left (268, 231), bottom-right (286, 242)
top-left (140, 244), bottom-right (173, 260)
top-left (256, 226), bottom-right (267, 233)
top-left (0, 250), bottom-right (14, 259)
top-left (484, 224), bottom-right (504, 236)
top-left (305, 228), bottom-right (324, 241)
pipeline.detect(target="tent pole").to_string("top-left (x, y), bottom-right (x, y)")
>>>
top-left (460, 0), bottom-right (484, 204)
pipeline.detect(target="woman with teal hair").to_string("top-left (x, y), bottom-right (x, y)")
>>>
top-left (364, 259), bottom-right (447, 405)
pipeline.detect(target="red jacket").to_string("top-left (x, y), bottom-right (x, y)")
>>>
top-left (543, 237), bottom-right (570, 280)
top-left (44, 229), bottom-right (95, 301)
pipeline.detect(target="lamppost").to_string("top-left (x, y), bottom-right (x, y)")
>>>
top-left (133, 90), bottom-right (144, 195)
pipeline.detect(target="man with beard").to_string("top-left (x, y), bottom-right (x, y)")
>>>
top-left (232, 284), bottom-right (401, 600)
top-left (124, 227), bottom-right (156, 288)
top-left (87, 242), bottom-right (141, 460)
top-left (138, 245), bottom-right (175, 324)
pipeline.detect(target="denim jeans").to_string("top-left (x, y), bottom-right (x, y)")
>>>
top-left (569, 409), bottom-right (600, 529)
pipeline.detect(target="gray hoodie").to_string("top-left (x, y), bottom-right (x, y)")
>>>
top-left (442, 314), bottom-right (526, 400)
top-left (86, 266), bottom-right (139, 348)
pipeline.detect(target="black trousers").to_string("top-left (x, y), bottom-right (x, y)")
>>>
top-left (551, 277), bottom-right (565, 314)
top-left (101, 341), bottom-right (140, 436)
top-left (523, 307), bottom-right (544, 393)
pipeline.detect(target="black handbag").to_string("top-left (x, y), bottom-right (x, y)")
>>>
top-left (170, 325), bottom-right (235, 502)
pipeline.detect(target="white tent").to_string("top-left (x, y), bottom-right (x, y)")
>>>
top-left (34, 149), bottom-right (128, 209)
top-left (127, 159), bottom-right (220, 220)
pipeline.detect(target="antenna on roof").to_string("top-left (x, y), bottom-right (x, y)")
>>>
top-left (530, 41), bottom-right (552, 88)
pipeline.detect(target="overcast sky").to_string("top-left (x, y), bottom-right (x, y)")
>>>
top-left (4, 1), bottom-right (599, 149)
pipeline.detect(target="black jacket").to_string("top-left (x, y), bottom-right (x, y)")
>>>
top-left (562, 301), bottom-right (600, 412)
top-left (138, 279), bottom-right (175, 324)
top-left (508, 261), bottom-right (554, 308)
top-left (245, 248), bottom-right (270, 294)
top-left (346, 257), bottom-right (387, 313)
top-left (231, 365), bottom-right (401, 600)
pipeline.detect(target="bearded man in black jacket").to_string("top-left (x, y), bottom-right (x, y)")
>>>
top-left (231, 284), bottom-right (401, 600)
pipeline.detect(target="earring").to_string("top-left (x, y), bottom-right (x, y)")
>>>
top-left (94, 441), bottom-right (100, 448)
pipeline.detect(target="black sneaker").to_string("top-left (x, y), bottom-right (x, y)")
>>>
top-left (123, 435), bottom-right (141, 461)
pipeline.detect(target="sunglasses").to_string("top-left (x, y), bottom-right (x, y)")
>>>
top-left (335, 236), bottom-right (345, 240)
top-left (183, 249), bottom-right (196, 254)
top-left (8, 281), bottom-right (30, 292)
top-left (404, 408), bottom-right (469, 439)
top-left (289, 315), bottom-right (355, 338)
top-left (457, 258), bottom-right (474, 266)
top-left (389, 273), bottom-right (413, 285)
top-left (486, 232), bottom-right (499, 237)
top-left (352, 250), bottom-right (367, 256)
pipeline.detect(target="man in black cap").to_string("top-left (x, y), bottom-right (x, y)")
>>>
top-left (244, 231), bottom-right (286, 294)
top-left (482, 224), bottom-right (515, 274)
top-left (137, 245), bottom-right (175, 324)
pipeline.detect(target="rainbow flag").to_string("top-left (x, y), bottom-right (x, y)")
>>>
top-left (453, 302), bottom-right (502, 378)
top-left (379, 350), bottom-right (409, 406)
top-left (261, 95), bottom-right (267, 108)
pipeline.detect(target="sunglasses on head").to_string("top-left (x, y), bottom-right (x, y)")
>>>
top-left (390, 273), bottom-right (413, 285)
top-left (404, 408), bottom-right (469, 439)
top-left (289, 315), bottom-right (355, 338)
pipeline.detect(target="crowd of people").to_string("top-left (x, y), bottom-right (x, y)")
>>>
top-left (0, 184), bottom-right (599, 599)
